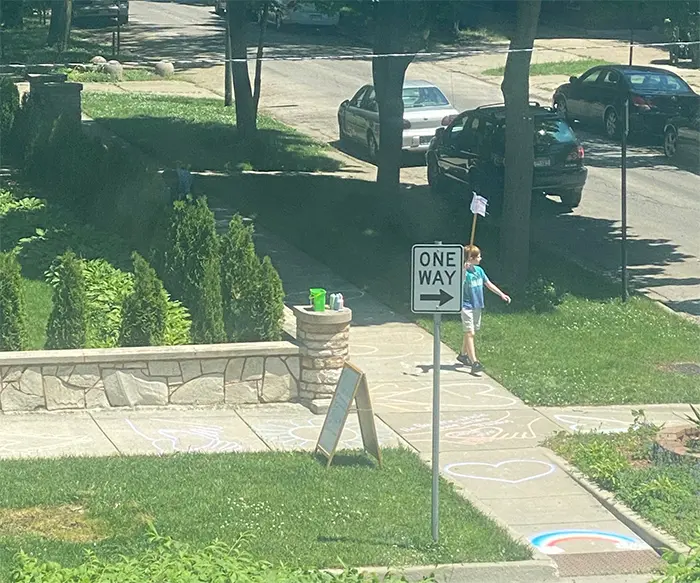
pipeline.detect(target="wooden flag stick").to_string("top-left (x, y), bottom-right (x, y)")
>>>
top-left (469, 213), bottom-right (477, 247)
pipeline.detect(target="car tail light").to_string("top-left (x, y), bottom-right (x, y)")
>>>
top-left (632, 95), bottom-right (652, 111)
top-left (441, 114), bottom-right (457, 126)
top-left (567, 145), bottom-right (584, 162)
top-left (403, 119), bottom-right (411, 129)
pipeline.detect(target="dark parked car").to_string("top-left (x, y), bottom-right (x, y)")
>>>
top-left (73, 0), bottom-right (128, 25)
top-left (663, 105), bottom-right (700, 163)
top-left (553, 65), bottom-right (698, 139)
top-left (426, 102), bottom-right (588, 208)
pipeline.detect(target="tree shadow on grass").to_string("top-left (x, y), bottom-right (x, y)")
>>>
top-left (88, 114), bottom-right (343, 173)
top-left (313, 451), bottom-right (377, 469)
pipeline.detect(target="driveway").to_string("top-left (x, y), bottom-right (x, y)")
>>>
top-left (124, 0), bottom-right (700, 322)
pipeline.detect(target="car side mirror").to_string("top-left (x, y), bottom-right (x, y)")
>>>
top-left (569, 76), bottom-right (578, 84)
top-left (435, 127), bottom-right (446, 140)
top-left (341, 99), bottom-right (349, 107)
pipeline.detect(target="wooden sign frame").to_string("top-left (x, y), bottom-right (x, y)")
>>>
top-left (315, 362), bottom-right (382, 468)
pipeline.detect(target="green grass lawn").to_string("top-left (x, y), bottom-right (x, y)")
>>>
top-left (0, 449), bottom-right (529, 581)
top-left (548, 426), bottom-right (700, 545)
top-left (483, 58), bottom-right (612, 77)
top-left (1, 17), bottom-right (123, 65)
top-left (81, 93), bottom-right (342, 173)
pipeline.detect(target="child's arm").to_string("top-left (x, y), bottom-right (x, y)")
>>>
top-left (486, 281), bottom-right (511, 304)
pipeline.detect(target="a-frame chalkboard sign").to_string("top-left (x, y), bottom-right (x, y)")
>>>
top-left (315, 362), bottom-right (382, 468)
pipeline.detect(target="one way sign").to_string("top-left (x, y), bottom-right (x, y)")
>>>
top-left (411, 244), bottom-right (464, 314)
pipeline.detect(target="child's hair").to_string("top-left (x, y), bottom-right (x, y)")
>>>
top-left (464, 244), bottom-right (481, 261)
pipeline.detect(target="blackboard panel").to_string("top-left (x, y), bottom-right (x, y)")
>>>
top-left (316, 364), bottom-right (362, 458)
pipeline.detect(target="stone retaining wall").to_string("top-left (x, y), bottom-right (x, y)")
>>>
top-left (0, 343), bottom-right (300, 412)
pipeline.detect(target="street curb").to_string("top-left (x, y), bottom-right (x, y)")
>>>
top-left (323, 558), bottom-right (559, 583)
top-left (542, 449), bottom-right (691, 556)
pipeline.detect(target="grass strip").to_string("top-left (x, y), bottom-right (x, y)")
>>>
top-left (0, 449), bottom-right (529, 581)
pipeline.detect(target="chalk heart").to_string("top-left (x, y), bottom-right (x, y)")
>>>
top-left (445, 460), bottom-right (555, 484)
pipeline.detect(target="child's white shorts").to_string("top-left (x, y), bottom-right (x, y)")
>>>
top-left (461, 308), bottom-right (482, 333)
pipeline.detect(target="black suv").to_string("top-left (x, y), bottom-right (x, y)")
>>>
top-left (426, 102), bottom-right (588, 208)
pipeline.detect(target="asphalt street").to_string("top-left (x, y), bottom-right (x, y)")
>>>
top-left (125, 1), bottom-right (699, 321)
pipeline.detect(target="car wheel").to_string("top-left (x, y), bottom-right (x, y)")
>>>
top-left (604, 108), bottom-right (620, 139)
top-left (560, 188), bottom-right (583, 209)
top-left (367, 133), bottom-right (378, 162)
top-left (427, 155), bottom-right (447, 193)
top-left (554, 95), bottom-right (570, 121)
top-left (664, 127), bottom-right (678, 159)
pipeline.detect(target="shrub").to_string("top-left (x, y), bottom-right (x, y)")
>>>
top-left (0, 77), bottom-right (20, 142)
top-left (220, 215), bottom-right (259, 342)
top-left (250, 256), bottom-right (285, 341)
top-left (120, 253), bottom-right (168, 347)
top-left (46, 257), bottom-right (191, 348)
top-left (11, 529), bottom-right (426, 582)
top-left (523, 276), bottom-right (564, 313)
top-left (160, 197), bottom-right (225, 344)
top-left (45, 251), bottom-right (87, 349)
top-left (220, 216), bottom-right (285, 342)
top-left (653, 529), bottom-right (700, 583)
top-left (0, 252), bottom-right (28, 351)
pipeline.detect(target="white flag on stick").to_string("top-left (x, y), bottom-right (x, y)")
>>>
top-left (470, 193), bottom-right (488, 217)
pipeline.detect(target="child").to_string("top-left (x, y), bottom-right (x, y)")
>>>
top-left (457, 244), bottom-right (511, 375)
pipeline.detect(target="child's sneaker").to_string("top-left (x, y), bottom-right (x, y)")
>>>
top-left (457, 353), bottom-right (472, 366)
top-left (471, 361), bottom-right (484, 375)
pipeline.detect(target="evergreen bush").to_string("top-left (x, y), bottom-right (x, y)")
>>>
top-left (0, 252), bottom-right (28, 351)
top-left (220, 214), bottom-right (258, 342)
top-left (250, 256), bottom-right (285, 341)
top-left (160, 197), bottom-right (225, 344)
top-left (120, 253), bottom-right (168, 347)
top-left (0, 77), bottom-right (20, 143)
top-left (45, 251), bottom-right (87, 349)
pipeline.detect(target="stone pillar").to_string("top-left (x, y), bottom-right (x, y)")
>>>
top-left (27, 73), bottom-right (83, 126)
top-left (292, 305), bottom-right (352, 414)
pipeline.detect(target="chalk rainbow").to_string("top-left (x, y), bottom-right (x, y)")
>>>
top-left (530, 529), bottom-right (648, 555)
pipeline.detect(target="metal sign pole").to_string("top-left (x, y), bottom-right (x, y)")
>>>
top-left (621, 97), bottom-right (629, 302)
top-left (431, 311), bottom-right (441, 542)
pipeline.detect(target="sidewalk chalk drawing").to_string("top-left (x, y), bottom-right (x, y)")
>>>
top-left (399, 412), bottom-right (544, 446)
top-left (125, 419), bottom-right (244, 454)
top-left (554, 414), bottom-right (631, 434)
top-left (530, 529), bottom-right (649, 555)
top-left (0, 432), bottom-right (92, 455)
top-left (372, 382), bottom-right (520, 413)
top-left (444, 459), bottom-right (556, 484)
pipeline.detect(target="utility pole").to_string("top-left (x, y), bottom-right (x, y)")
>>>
top-left (621, 97), bottom-right (629, 302)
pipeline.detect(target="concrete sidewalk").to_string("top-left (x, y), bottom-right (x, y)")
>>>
top-left (1, 218), bottom-right (692, 580)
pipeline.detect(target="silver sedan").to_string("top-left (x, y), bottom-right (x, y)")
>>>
top-left (337, 80), bottom-right (459, 159)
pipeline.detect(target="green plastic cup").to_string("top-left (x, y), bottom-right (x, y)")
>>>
top-left (309, 288), bottom-right (326, 312)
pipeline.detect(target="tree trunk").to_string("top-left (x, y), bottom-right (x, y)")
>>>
top-left (253, 2), bottom-right (269, 120)
top-left (499, 0), bottom-right (541, 288)
top-left (47, 0), bottom-right (71, 50)
top-left (224, 6), bottom-right (232, 106)
top-left (372, 1), bottom-right (415, 193)
top-left (372, 54), bottom-right (412, 191)
top-left (227, 0), bottom-right (256, 141)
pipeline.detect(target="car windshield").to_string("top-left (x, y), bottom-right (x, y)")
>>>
top-left (402, 86), bottom-right (449, 109)
top-left (534, 118), bottom-right (576, 145)
top-left (623, 70), bottom-right (692, 93)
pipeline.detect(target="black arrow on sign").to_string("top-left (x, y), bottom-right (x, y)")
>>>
top-left (420, 289), bottom-right (454, 306)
